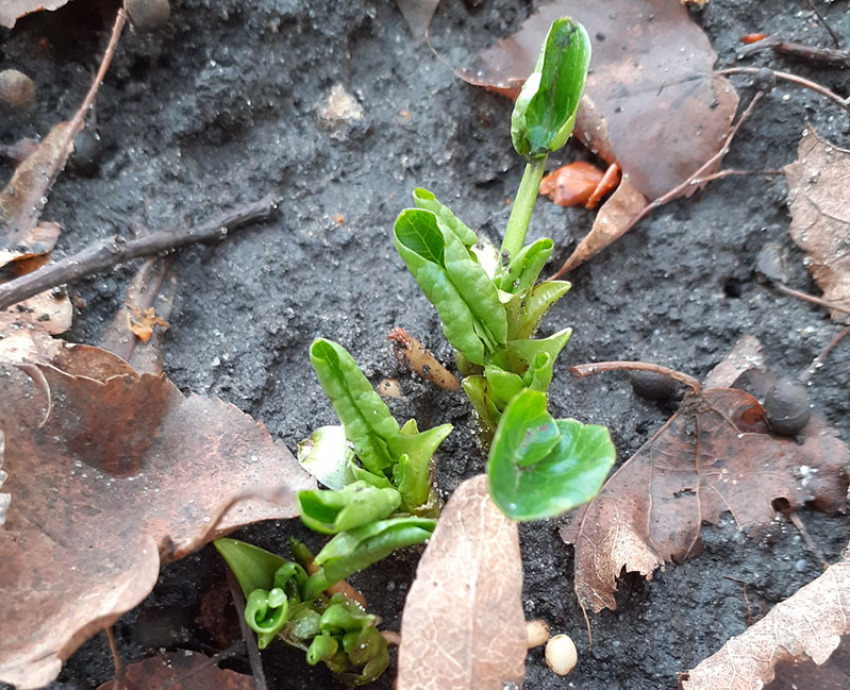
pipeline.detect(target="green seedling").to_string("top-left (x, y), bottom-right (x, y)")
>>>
top-left (393, 17), bottom-right (591, 431)
top-left (486, 389), bottom-right (615, 521)
top-left (215, 538), bottom-right (389, 686)
top-left (216, 338), bottom-right (448, 685)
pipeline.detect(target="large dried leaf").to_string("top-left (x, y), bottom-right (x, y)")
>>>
top-left (0, 342), bottom-right (315, 689)
top-left (0, 0), bottom-right (72, 29)
top-left (561, 340), bottom-right (849, 614)
top-left (682, 553), bottom-right (850, 690)
top-left (784, 126), bottom-right (850, 323)
top-left (98, 651), bottom-right (255, 690)
top-left (397, 474), bottom-right (526, 690)
top-left (461, 0), bottom-right (738, 201)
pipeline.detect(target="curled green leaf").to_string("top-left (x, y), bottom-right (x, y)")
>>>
top-left (245, 588), bottom-right (289, 648)
top-left (487, 389), bottom-right (616, 521)
top-left (307, 633), bottom-right (340, 666)
top-left (298, 481), bottom-right (401, 534)
top-left (214, 538), bottom-right (285, 597)
top-left (511, 17), bottom-right (591, 159)
top-left (413, 188), bottom-right (477, 247)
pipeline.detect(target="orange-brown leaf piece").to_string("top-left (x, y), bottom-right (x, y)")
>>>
top-left (681, 552), bottom-right (850, 690)
top-left (461, 0), bottom-right (738, 201)
top-left (561, 339), bottom-right (849, 615)
top-left (0, 0), bottom-right (72, 29)
top-left (97, 650), bottom-right (255, 690)
top-left (397, 474), bottom-right (526, 690)
top-left (0, 342), bottom-right (315, 689)
top-left (784, 126), bottom-right (850, 323)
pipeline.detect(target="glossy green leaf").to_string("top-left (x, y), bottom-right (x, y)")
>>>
top-left (214, 538), bottom-right (285, 597)
top-left (339, 627), bottom-right (389, 686)
top-left (500, 238), bottom-right (553, 295)
top-left (515, 281), bottom-right (571, 340)
top-left (394, 209), bottom-right (507, 365)
top-left (298, 481), bottom-right (401, 534)
top-left (320, 598), bottom-right (374, 634)
top-left (310, 517), bottom-right (436, 589)
top-left (310, 338), bottom-right (398, 474)
top-left (389, 419), bottom-right (452, 510)
top-left (483, 365), bottom-right (524, 411)
top-left (245, 588), bottom-right (289, 648)
top-left (505, 328), bottom-right (572, 376)
top-left (462, 374), bottom-right (499, 434)
top-left (511, 17), bottom-right (591, 159)
top-left (307, 634), bottom-right (339, 666)
top-left (487, 390), bottom-right (616, 521)
top-left (297, 425), bottom-right (357, 491)
top-left (412, 188), bottom-right (477, 247)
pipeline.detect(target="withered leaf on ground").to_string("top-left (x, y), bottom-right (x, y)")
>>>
top-left (682, 552), bottom-right (850, 690)
top-left (395, 0), bottom-right (441, 37)
top-left (461, 0), bottom-right (738, 201)
top-left (784, 126), bottom-right (850, 323)
top-left (561, 338), bottom-right (849, 615)
top-left (97, 651), bottom-right (255, 690)
top-left (0, 0), bottom-right (72, 29)
top-left (0, 342), bottom-right (315, 690)
top-left (397, 474), bottom-right (526, 690)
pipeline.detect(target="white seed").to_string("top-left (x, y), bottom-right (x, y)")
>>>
top-left (526, 619), bottom-right (549, 649)
top-left (545, 634), bottom-right (577, 676)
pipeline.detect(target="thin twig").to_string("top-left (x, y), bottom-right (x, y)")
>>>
top-left (105, 626), bottom-right (124, 687)
top-left (718, 67), bottom-right (849, 110)
top-left (226, 569), bottom-right (268, 690)
top-left (550, 93), bottom-right (763, 280)
top-left (775, 283), bottom-right (850, 317)
top-left (687, 168), bottom-right (783, 186)
top-left (738, 35), bottom-right (850, 66)
top-left (800, 325), bottom-right (850, 384)
top-left (785, 510), bottom-right (830, 570)
top-left (0, 194), bottom-right (280, 310)
top-left (570, 361), bottom-right (702, 395)
top-left (804, 0), bottom-right (841, 48)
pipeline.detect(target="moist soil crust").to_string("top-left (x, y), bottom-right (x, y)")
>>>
top-left (3, 0), bottom-right (850, 688)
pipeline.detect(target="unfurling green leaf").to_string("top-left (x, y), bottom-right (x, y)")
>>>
top-left (487, 389), bottom-right (615, 521)
top-left (245, 588), bottom-right (289, 648)
top-left (214, 538), bottom-right (285, 597)
top-left (298, 481), bottom-right (401, 534)
top-left (310, 338), bottom-right (399, 474)
top-left (511, 17), bottom-right (591, 159)
top-left (394, 208), bottom-right (507, 365)
top-left (413, 188), bottom-right (477, 247)
top-left (390, 419), bottom-right (451, 511)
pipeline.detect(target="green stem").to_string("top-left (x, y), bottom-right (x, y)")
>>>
top-left (500, 155), bottom-right (548, 262)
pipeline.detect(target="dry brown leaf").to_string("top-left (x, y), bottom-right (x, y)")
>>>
top-left (0, 287), bottom-right (72, 335)
top-left (397, 474), bottom-right (526, 690)
top-left (561, 339), bottom-right (849, 614)
top-left (0, 342), bottom-right (315, 689)
top-left (461, 0), bottom-right (738, 201)
top-left (558, 179), bottom-right (649, 274)
top-left (0, 0), bottom-right (72, 29)
top-left (0, 123), bottom-right (76, 268)
top-left (395, 0), bottom-right (440, 37)
top-left (784, 126), bottom-right (850, 323)
top-left (681, 553), bottom-right (850, 690)
top-left (97, 650), bottom-right (255, 690)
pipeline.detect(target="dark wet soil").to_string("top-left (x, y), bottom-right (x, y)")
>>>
top-left (2, 0), bottom-right (850, 688)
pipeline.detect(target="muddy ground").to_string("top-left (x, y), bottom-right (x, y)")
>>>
top-left (2, 0), bottom-right (850, 688)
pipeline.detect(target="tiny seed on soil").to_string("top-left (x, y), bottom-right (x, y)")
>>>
top-left (629, 369), bottom-right (680, 402)
top-left (526, 619), bottom-right (549, 649)
top-left (378, 378), bottom-right (401, 398)
top-left (764, 379), bottom-right (810, 436)
top-left (124, 0), bottom-right (171, 32)
top-left (0, 69), bottom-right (35, 110)
top-left (545, 634), bottom-right (577, 676)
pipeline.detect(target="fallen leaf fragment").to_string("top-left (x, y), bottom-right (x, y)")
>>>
top-left (556, 179), bottom-right (648, 274)
top-left (682, 552), bottom-right (850, 690)
top-left (397, 474), bottom-right (526, 690)
top-left (0, 0), bottom-right (72, 29)
top-left (97, 650), bottom-right (255, 690)
top-left (0, 286), bottom-right (72, 335)
top-left (784, 126), bottom-right (850, 323)
top-left (562, 338), bottom-right (849, 614)
top-left (0, 432), bottom-right (7, 528)
top-left (461, 0), bottom-right (738, 201)
top-left (127, 306), bottom-right (169, 343)
top-left (395, 0), bottom-right (440, 37)
top-left (0, 342), bottom-right (315, 689)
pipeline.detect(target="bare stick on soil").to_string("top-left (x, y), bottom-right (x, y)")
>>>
top-left (0, 194), bottom-right (280, 310)
top-left (774, 283), bottom-right (850, 317)
top-left (387, 327), bottom-right (460, 392)
top-left (800, 325), bottom-right (850, 384)
top-left (804, 0), bottom-right (841, 48)
top-left (104, 626), bottom-right (124, 688)
top-left (737, 35), bottom-right (850, 66)
top-left (570, 361), bottom-right (702, 395)
top-left (549, 93), bottom-right (763, 280)
top-left (718, 67), bottom-right (849, 110)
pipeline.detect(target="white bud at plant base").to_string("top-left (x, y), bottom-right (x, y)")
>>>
top-left (526, 619), bottom-right (549, 649)
top-left (545, 634), bottom-right (577, 676)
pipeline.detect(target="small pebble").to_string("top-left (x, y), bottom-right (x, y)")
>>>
top-left (0, 69), bottom-right (35, 110)
top-left (124, 0), bottom-right (171, 32)
top-left (545, 634), bottom-right (577, 676)
top-left (69, 128), bottom-right (101, 176)
top-left (794, 558), bottom-right (808, 572)
top-left (629, 369), bottom-right (680, 402)
top-left (764, 379), bottom-right (810, 436)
